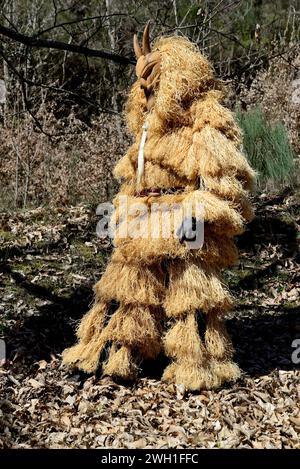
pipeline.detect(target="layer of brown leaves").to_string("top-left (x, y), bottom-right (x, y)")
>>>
top-left (0, 366), bottom-right (299, 449)
top-left (0, 190), bottom-right (299, 449)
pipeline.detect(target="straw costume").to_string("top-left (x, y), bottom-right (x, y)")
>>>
top-left (63, 24), bottom-right (255, 390)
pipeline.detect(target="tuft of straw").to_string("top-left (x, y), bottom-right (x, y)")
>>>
top-left (163, 260), bottom-right (233, 317)
top-left (62, 302), bottom-right (108, 373)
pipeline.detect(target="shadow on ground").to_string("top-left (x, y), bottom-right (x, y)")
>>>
top-left (2, 269), bottom-right (94, 367)
top-left (229, 307), bottom-right (300, 376)
top-left (3, 274), bottom-right (299, 379)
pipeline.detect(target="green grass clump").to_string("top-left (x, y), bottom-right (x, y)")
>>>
top-left (237, 106), bottom-right (295, 186)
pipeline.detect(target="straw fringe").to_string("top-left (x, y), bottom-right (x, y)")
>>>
top-left (62, 302), bottom-right (108, 373)
top-left (164, 260), bottom-right (233, 317)
top-left (210, 360), bottom-right (241, 382)
top-left (164, 313), bottom-right (206, 360)
top-left (112, 188), bottom-right (246, 264)
top-left (95, 260), bottom-right (165, 306)
top-left (205, 311), bottom-right (241, 385)
top-left (112, 230), bottom-right (239, 268)
top-left (114, 151), bottom-right (136, 181)
top-left (163, 360), bottom-right (222, 390)
top-left (205, 311), bottom-right (234, 360)
top-left (194, 126), bottom-right (256, 189)
top-left (103, 345), bottom-right (138, 380)
top-left (103, 304), bottom-right (162, 359)
top-left (191, 91), bottom-right (242, 140)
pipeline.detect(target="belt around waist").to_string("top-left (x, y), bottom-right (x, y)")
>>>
top-left (135, 187), bottom-right (185, 197)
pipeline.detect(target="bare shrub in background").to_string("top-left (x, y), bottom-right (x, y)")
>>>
top-left (239, 46), bottom-right (300, 154)
top-left (0, 107), bottom-right (130, 209)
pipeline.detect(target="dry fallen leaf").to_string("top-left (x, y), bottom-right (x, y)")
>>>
top-left (37, 360), bottom-right (48, 370)
top-left (28, 379), bottom-right (44, 389)
top-left (290, 416), bottom-right (300, 428)
top-left (60, 415), bottom-right (71, 428)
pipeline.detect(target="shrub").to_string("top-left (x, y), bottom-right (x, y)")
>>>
top-left (237, 106), bottom-right (295, 186)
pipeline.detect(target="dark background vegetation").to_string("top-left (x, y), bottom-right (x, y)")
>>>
top-left (0, 0), bottom-right (299, 208)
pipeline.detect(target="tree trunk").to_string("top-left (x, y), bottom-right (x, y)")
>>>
top-left (105, 0), bottom-right (124, 145)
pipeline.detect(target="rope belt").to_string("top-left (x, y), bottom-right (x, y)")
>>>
top-left (135, 186), bottom-right (186, 197)
top-left (137, 120), bottom-right (149, 186)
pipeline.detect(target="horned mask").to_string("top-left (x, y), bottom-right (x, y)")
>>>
top-left (133, 22), bottom-right (161, 111)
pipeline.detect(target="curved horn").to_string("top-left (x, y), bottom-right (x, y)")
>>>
top-left (142, 21), bottom-right (151, 55)
top-left (133, 33), bottom-right (142, 59)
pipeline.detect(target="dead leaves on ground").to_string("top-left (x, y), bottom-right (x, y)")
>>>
top-left (0, 191), bottom-right (299, 448)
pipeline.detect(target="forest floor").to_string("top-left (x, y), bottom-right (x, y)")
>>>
top-left (0, 189), bottom-right (299, 449)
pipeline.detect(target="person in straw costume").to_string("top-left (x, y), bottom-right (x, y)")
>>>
top-left (63, 23), bottom-right (256, 390)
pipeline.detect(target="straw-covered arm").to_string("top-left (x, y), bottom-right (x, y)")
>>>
top-left (183, 99), bottom-right (256, 237)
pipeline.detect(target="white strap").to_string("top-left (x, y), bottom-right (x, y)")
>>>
top-left (199, 176), bottom-right (205, 191)
top-left (137, 120), bottom-right (149, 186)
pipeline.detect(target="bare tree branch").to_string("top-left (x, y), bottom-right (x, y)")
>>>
top-left (0, 24), bottom-right (135, 65)
top-left (0, 45), bottom-right (119, 137)
top-left (0, 46), bottom-right (119, 111)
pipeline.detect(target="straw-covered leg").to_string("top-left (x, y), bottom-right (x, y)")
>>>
top-left (162, 259), bottom-right (240, 390)
top-left (205, 309), bottom-right (241, 384)
top-left (63, 254), bottom-right (166, 380)
top-left (62, 301), bottom-right (109, 373)
top-left (97, 302), bottom-right (163, 380)
top-left (162, 312), bottom-right (219, 390)
top-left (162, 310), bottom-right (240, 390)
